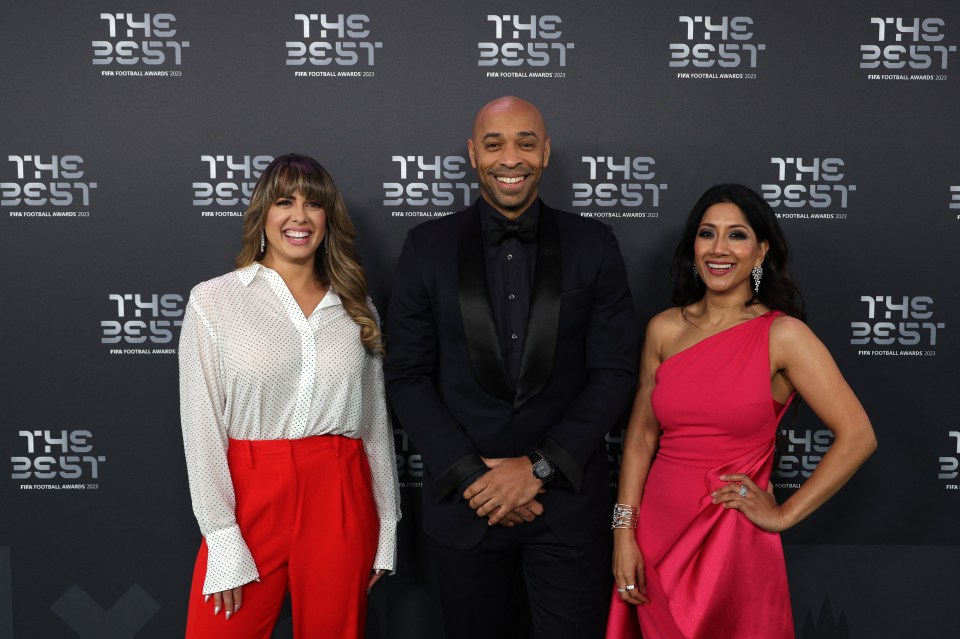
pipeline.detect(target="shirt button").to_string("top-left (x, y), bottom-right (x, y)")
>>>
top-left (506, 254), bottom-right (514, 261)
top-left (508, 293), bottom-right (516, 300)
top-left (511, 333), bottom-right (518, 340)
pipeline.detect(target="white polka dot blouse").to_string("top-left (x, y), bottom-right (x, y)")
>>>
top-left (179, 263), bottom-right (401, 595)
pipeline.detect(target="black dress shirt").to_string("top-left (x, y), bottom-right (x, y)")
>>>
top-left (479, 199), bottom-right (540, 384)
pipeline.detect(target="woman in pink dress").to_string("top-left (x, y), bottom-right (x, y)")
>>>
top-left (606, 184), bottom-right (877, 639)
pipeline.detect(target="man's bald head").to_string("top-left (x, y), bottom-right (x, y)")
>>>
top-left (467, 96), bottom-right (551, 220)
top-left (472, 96), bottom-right (548, 139)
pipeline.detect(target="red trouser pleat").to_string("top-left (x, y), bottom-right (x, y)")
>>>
top-left (185, 435), bottom-right (380, 639)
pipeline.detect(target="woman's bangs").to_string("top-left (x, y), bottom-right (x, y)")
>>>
top-left (270, 162), bottom-right (327, 204)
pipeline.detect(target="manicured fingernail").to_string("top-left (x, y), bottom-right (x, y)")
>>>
top-left (214, 605), bottom-right (221, 615)
top-left (204, 595), bottom-right (210, 603)
top-left (225, 610), bottom-right (232, 620)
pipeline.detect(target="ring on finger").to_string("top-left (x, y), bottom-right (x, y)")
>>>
top-left (738, 484), bottom-right (748, 497)
top-left (626, 585), bottom-right (636, 591)
top-left (617, 588), bottom-right (627, 593)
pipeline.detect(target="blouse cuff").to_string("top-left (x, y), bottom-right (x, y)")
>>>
top-left (202, 525), bottom-right (260, 595)
top-left (371, 516), bottom-right (399, 573)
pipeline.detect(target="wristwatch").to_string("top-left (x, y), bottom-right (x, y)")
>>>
top-left (527, 450), bottom-right (556, 484)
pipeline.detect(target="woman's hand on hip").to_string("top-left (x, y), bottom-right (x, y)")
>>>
top-left (712, 474), bottom-right (787, 532)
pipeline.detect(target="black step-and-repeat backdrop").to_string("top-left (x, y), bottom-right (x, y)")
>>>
top-left (2, 1), bottom-right (958, 637)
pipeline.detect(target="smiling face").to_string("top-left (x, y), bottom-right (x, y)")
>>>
top-left (261, 191), bottom-right (326, 271)
top-left (694, 202), bottom-right (768, 296)
top-left (467, 96), bottom-right (550, 219)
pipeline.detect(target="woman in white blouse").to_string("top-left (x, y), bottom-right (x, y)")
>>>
top-left (180, 153), bottom-right (401, 638)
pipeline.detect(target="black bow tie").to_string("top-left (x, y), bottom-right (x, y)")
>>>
top-left (486, 216), bottom-right (537, 245)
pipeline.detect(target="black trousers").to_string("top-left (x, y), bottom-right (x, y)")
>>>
top-left (429, 517), bottom-right (611, 639)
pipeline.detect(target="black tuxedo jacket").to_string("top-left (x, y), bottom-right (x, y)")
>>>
top-left (384, 201), bottom-right (638, 549)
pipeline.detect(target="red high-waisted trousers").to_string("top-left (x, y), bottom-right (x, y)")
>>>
top-left (185, 435), bottom-right (379, 638)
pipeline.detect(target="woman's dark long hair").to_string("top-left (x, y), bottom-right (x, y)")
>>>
top-left (671, 183), bottom-right (806, 321)
top-left (672, 184), bottom-right (807, 446)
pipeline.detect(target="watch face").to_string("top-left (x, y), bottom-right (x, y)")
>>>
top-left (533, 459), bottom-right (553, 479)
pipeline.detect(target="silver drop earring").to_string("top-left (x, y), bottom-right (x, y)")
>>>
top-left (260, 230), bottom-right (265, 253)
top-left (752, 264), bottom-right (763, 293)
top-left (692, 265), bottom-right (699, 282)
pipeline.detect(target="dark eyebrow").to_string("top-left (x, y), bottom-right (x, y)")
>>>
top-left (481, 131), bottom-right (539, 141)
top-left (698, 222), bottom-right (750, 231)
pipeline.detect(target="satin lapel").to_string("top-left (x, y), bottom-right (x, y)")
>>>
top-left (515, 206), bottom-right (560, 408)
top-left (457, 206), bottom-right (514, 403)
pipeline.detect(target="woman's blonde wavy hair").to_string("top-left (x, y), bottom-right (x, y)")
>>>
top-left (236, 153), bottom-right (383, 354)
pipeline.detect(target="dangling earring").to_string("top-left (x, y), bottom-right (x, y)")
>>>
top-left (752, 264), bottom-right (763, 293)
top-left (324, 231), bottom-right (331, 255)
top-left (692, 265), bottom-right (699, 282)
top-left (260, 230), bottom-right (265, 253)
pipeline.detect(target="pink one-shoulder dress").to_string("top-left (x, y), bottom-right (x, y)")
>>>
top-left (607, 311), bottom-right (795, 639)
